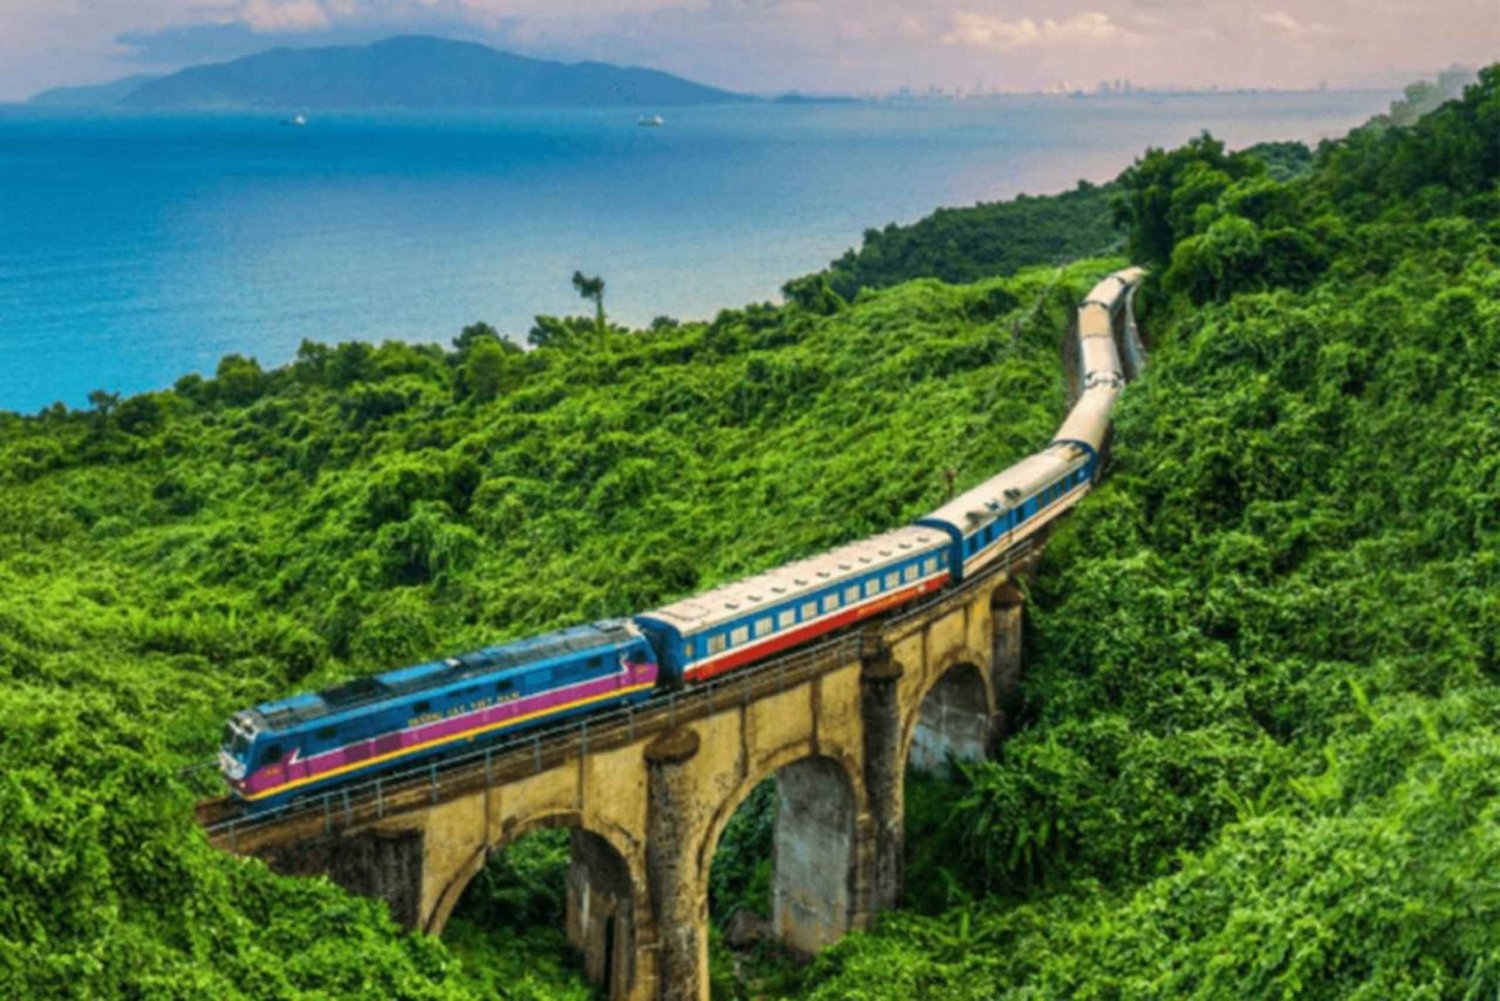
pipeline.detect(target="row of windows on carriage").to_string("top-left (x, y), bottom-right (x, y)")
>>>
top-left (961, 467), bottom-right (1090, 557)
top-left (257, 647), bottom-right (652, 764)
top-left (683, 548), bottom-right (950, 661)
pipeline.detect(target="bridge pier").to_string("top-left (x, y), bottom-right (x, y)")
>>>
top-left (771, 757), bottom-right (857, 953)
top-left (859, 650), bottom-right (905, 912)
top-left (907, 662), bottom-right (990, 774)
top-left (645, 728), bottom-right (707, 1001)
top-left (567, 829), bottom-right (638, 996)
top-left (989, 583), bottom-right (1026, 743)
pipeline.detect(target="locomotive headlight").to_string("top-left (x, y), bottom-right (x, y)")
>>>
top-left (219, 748), bottom-right (246, 781)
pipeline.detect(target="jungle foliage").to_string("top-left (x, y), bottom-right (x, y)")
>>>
top-left (823, 180), bottom-right (1122, 298)
top-left (782, 67), bottom-right (1500, 1000)
top-left (0, 248), bottom-right (1096, 995)
top-left (3, 66), bottom-right (1496, 1000)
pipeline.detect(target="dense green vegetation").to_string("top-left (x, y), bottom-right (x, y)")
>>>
top-left (823, 180), bottom-right (1121, 298)
top-left (780, 66), bottom-right (1500, 998)
top-left (3, 65), bottom-right (1494, 1000)
top-left (0, 245), bottom-right (1098, 995)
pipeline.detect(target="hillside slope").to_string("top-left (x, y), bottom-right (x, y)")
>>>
top-left (27, 74), bottom-right (161, 106)
top-left (0, 262), bottom-right (1106, 997)
top-left (786, 66), bottom-right (1500, 1001)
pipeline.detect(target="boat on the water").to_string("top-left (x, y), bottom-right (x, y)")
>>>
top-left (637, 114), bottom-right (664, 127)
top-left (285, 113), bottom-right (307, 127)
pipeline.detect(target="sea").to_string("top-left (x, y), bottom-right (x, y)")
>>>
top-left (0, 91), bottom-right (1395, 412)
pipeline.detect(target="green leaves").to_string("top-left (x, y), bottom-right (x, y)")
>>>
top-left (0, 249), bottom-right (1114, 998)
top-left (787, 66), bottom-right (1500, 1001)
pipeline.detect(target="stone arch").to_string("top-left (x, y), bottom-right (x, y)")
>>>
top-left (902, 657), bottom-right (995, 775)
top-left (426, 810), bottom-right (644, 1000)
top-left (701, 748), bottom-right (864, 956)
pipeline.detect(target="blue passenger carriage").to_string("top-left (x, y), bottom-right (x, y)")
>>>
top-left (637, 527), bottom-right (952, 684)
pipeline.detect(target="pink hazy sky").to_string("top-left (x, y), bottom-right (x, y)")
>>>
top-left (0, 0), bottom-right (1495, 100)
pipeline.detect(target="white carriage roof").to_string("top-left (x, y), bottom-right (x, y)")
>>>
top-left (1081, 268), bottom-right (1145, 309)
top-left (1051, 385), bottom-right (1118, 450)
top-left (643, 524), bottom-right (943, 632)
top-left (920, 448), bottom-right (1082, 532)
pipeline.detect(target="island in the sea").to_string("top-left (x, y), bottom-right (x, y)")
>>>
top-left (28, 35), bottom-right (753, 110)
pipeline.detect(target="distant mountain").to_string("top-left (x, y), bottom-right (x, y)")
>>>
top-left (28, 74), bottom-right (160, 107)
top-left (115, 36), bottom-right (751, 110)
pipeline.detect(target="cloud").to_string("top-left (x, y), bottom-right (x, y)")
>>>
top-left (942, 10), bottom-right (1125, 50)
top-left (239, 0), bottom-right (332, 33)
top-left (1258, 9), bottom-right (1336, 39)
top-left (1261, 10), bottom-right (1300, 32)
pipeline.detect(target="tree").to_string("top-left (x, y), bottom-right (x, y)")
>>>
top-left (214, 354), bottom-right (266, 406)
top-left (452, 321), bottom-right (502, 354)
top-left (527, 314), bottom-right (595, 349)
top-left (86, 389), bottom-right (120, 419)
top-left (460, 337), bottom-right (509, 403)
top-left (781, 273), bottom-right (846, 316)
top-left (572, 271), bottom-right (606, 335)
top-left (86, 389), bottom-right (120, 437)
top-left (1112, 133), bottom-right (1242, 268)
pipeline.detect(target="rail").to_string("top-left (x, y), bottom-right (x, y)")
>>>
top-left (196, 536), bottom-right (1038, 847)
top-left (195, 263), bottom-right (1145, 849)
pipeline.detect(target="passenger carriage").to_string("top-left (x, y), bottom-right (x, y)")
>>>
top-left (636, 527), bottom-right (953, 685)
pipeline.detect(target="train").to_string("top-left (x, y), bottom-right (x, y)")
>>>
top-left (218, 267), bottom-right (1143, 812)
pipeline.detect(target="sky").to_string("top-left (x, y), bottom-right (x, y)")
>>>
top-left (1, 0), bottom-right (1495, 101)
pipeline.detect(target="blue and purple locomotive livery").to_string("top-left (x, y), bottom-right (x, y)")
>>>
top-left (221, 621), bottom-right (657, 809)
top-left (219, 268), bottom-right (1142, 813)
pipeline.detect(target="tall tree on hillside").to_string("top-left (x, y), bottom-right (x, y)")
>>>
top-left (572, 271), bottom-right (606, 335)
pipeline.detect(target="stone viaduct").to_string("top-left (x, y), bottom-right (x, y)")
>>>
top-left (198, 266), bottom-right (1145, 998)
top-left (200, 544), bottom-right (1038, 1001)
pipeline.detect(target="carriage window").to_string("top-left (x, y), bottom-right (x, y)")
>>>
top-left (904, 564), bottom-right (918, 582)
top-left (315, 727), bottom-right (336, 741)
top-left (413, 701), bottom-right (431, 714)
top-left (825, 592), bottom-right (842, 612)
top-left (495, 679), bottom-right (513, 694)
top-left (924, 557), bottom-right (937, 574)
top-left (801, 601), bottom-right (818, 620)
top-left (588, 656), bottom-right (603, 670)
top-left (628, 648), bottom-right (650, 664)
top-left (731, 625), bottom-right (750, 645)
top-left (885, 571), bottom-right (900, 588)
top-left (261, 744), bottom-right (283, 764)
top-left (778, 609), bottom-right (796, 628)
top-left (865, 579), bottom-right (880, 596)
top-left (707, 634), bottom-right (727, 655)
top-left (683, 639), bottom-right (696, 659)
top-left (844, 584), bottom-right (860, 603)
top-left (939, 552), bottom-right (949, 567)
top-left (755, 616), bottom-right (772, 636)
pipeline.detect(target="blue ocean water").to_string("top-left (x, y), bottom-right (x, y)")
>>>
top-left (0, 92), bottom-right (1392, 412)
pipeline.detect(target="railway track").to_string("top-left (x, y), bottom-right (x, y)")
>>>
top-left (196, 537), bottom-right (1041, 852)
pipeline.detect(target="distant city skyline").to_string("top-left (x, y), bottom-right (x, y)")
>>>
top-left (0, 1), bottom-right (1495, 102)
